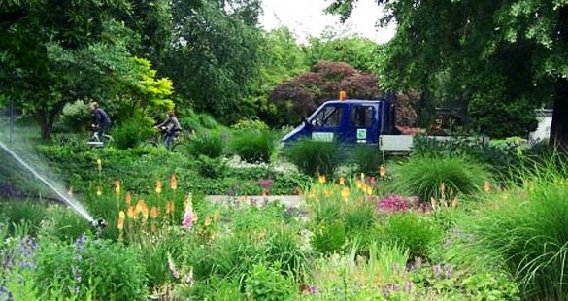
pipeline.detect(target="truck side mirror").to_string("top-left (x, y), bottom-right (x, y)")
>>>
top-left (303, 117), bottom-right (312, 128)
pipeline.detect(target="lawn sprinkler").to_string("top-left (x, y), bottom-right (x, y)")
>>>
top-left (90, 217), bottom-right (108, 237)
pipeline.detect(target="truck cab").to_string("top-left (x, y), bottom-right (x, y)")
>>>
top-left (282, 97), bottom-right (396, 146)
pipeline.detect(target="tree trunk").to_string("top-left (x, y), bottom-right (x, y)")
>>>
top-left (38, 110), bottom-right (55, 141)
top-left (551, 79), bottom-right (568, 150)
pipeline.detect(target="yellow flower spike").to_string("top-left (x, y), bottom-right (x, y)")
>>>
top-left (323, 189), bottom-right (331, 197)
top-left (360, 173), bottom-right (365, 181)
top-left (115, 181), bottom-right (121, 195)
top-left (125, 192), bottom-right (132, 206)
top-left (213, 209), bottom-right (220, 223)
top-left (307, 191), bottom-right (316, 199)
top-left (127, 206), bottom-right (136, 219)
top-left (339, 177), bottom-right (345, 185)
top-left (379, 165), bottom-right (385, 179)
top-left (483, 181), bottom-right (491, 192)
top-left (341, 187), bottom-right (350, 201)
top-left (155, 180), bottom-right (162, 194)
top-left (96, 186), bottom-right (102, 196)
top-left (184, 194), bottom-right (193, 211)
top-left (355, 180), bottom-right (362, 189)
top-left (150, 206), bottom-right (159, 219)
top-left (365, 185), bottom-right (373, 195)
top-left (96, 159), bottom-right (102, 172)
top-left (318, 175), bottom-right (326, 184)
top-left (67, 186), bottom-right (73, 197)
top-left (117, 211), bottom-right (125, 231)
top-left (204, 216), bottom-right (212, 226)
top-left (165, 201), bottom-right (175, 214)
top-left (170, 173), bottom-right (178, 190)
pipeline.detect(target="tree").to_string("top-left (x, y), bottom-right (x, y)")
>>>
top-left (163, 0), bottom-right (263, 124)
top-left (304, 36), bottom-right (385, 74)
top-left (269, 61), bottom-right (382, 125)
top-left (327, 0), bottom-right (568, 145)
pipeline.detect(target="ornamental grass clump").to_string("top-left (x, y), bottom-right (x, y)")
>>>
top-left (284, 139), bottom-right (341, 177)
top-left (457, 174), bottom-right (568, 300)
top-left (391, 154), bottom-right (489, 202)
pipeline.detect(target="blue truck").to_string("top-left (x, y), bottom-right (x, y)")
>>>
top-left (281, 93), bottom-right (420, 151)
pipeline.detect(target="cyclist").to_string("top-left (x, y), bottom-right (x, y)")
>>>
top-left (89, 101), bottom-right (111, 138)
top-left (154, 111), bottom-right (182, 148)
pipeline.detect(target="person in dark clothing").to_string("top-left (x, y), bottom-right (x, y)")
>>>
top-left (155, 111), bottom-right (182, 148)
top-left (89, 102), bottom-right (111, 137)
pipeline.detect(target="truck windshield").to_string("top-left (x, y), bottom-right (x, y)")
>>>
top-left (313, 106), bottom-right (342, 127)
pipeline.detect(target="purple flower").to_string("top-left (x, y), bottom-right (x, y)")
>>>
top-left (258, 179), bottom-right (274, 190)
top-left (74, 234), bottom-right (86, 251)
top-left (433, 264), bottom-right (442, 277)
top-left (308, 285), bottom-right (317, 295)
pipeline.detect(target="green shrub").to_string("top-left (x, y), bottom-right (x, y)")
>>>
top-left (0, 201), bottom-right (48, 236)
top-left (186, 133), bottom-right (224, 158)
top-left (458, 176), bottom-right (568, 300)
top-left (198, 114), bottom-right (219, 129)
top-left (112, 116), bottom-right (154, 149)
top-left (312, 221), bottom-right (346, 254)
top-left (265, 227), bottom-right (310, 281)
top-left (284, 139), bottom-right (341, 177)
top-left (175, 277), bottom-right (243, 300)
top-left (34, 236), bottom-right (147, 301)
top-left (231, 118), bottom-right (269, 131)
top-left (392, 155), bottom-right (489, 202)
top-left (378, 213), bottom-right (442, 259)
top-left (349, 144), bottom-right (383, 175)
top-left (59, 100), bottom-right (90, 133)
top-left (245, 262), bottom-right (296, 301)
top-left (195, 155), bottom-right (226, 179)
top-left (43, 206), bottom-right (92, 242)
top-left (231, 129), bottom-right (276, 163)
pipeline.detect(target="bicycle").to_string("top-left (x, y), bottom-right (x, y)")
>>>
top-left (87, 126), bottom-right (114, 148)
top-left (146, 126), bottom-right (189, 150)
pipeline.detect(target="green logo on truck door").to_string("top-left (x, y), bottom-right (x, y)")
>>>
top-left (356, 129), bottom-right (367, 140)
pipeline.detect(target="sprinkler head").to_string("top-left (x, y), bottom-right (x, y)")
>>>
top-left (91, 217), bottom-right (108, 231)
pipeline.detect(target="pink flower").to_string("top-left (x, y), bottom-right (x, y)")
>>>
top-left (182, 209), bottom-right (193, 230)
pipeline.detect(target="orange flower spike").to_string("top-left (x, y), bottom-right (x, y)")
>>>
top-left (96, 159), bottom-right (102, 172)
top-left (125, 192), bottom-right (132, 206)
top-left (184, 194), bottom-right (193, 211)
top-left (379, 165), bottom-right (385, 179)
top-left (117, 211), bottom-right (125, 231)
top-left (155, 180), bottom-right (162, 194)
top-left (115, 181), bottom-right (121, 195)
top-left (170, 174), bottom-right (178, 190)
top-left (96, 186), bottom-right (102, 196)
top-left (136, 200), bottom-right (148, 218)
top-left (150, 206), bottom-right (159, 219)
top-left (127, 206), bottom-right (136, 219)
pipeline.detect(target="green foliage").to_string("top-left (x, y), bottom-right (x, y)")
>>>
top-left (284, 139), bottom-right (341, 177)
top-left (34, 236), bottom-right (148, 301)
top-left (231, 118), bottom-right (269, 131)
top-left (348, 144), bottom-right (383, 176)
top-left (265, 227), bottom-right (310, 281)
top-left (0, 201), bottom-right (48, 236)
top-left (312, 221), bottom-right (346, 254)
top-left (186, 133), bottom-right (224, 158)
top-left (230, 129), bottom-right (276, 163)
top-left (392, 154), bottom-right (489, 202)
top-left (458, 176), bottom-right (568, 300)
top-left (378, 213), bottom-right (442, 260)
top-left (59, 100), bottom-right (91, 133)
top-left (112, 115), bottom-right (154, 149)
top-left (305, 36), bottom-right (384, 73)
top-left (195, 155), bottom-right (226, 179)
top-left (198, 114), bottom-right (219, 130)
top-left (245, 262), bottom-right (296, 301)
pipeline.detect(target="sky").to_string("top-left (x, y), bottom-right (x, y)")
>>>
top-left (259, 0), bottom-right (396, 44)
